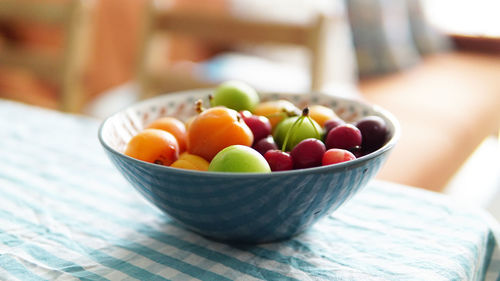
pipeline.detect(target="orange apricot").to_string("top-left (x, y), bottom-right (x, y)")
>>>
top-left (184, 116), bottom-right (196, 131)
top-left (253, 100), bottom-right (300, 129)
top-left (146, 117), bottom-right (187, 153)
top-left (187, 107), bottom-right (253, 161)
top-left (308, 105), bottom-right (338, 127)
top-left (171, 153), bottom-right (209, 171)
top-left (124, 129), bottom-right (179, 165)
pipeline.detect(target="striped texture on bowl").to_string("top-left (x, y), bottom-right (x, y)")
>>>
top-left (99, 90), bottom-right (399, 243)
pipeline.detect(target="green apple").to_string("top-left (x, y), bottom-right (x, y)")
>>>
top-left (208, 145), bottom-right (271, 173)
top-left (273, 116), bottom-right (323, 151)
top-left (211, 81), bottom-right (260, 112)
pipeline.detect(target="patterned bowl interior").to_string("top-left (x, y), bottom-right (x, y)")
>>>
top-left (101, 89), bottom-right (399, 156)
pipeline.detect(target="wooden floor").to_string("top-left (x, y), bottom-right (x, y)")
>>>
top-left (359, 52), bottom-right (500, 192)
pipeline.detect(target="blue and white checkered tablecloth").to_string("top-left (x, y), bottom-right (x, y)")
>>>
top-left (0, 100), bottom-right (499, 281)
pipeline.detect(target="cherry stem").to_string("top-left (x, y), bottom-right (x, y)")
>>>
top-left (195, 100), bottom-right (204, 114)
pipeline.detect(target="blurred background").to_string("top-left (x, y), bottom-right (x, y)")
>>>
top-left (0, 0), bottom-right (499, 216)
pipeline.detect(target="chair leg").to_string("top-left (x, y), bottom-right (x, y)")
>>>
top-left (136, 0), bottom-right (155, 100)
top-left (308, 14), bottom-right (327, 93)
top-left (60, 0), bottom-right (92, 113)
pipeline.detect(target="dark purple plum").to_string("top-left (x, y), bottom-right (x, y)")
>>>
top-left (355, 116), bottom-right (388, 153)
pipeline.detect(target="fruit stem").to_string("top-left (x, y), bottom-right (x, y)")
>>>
top-left (302, 107), bottom-right (309, 117)
top-left (281, 116), bottom-right (304, 152)
top-left (281, 107), bottom-right (312, 151)
top-left (307, 116), bottom-right (321, 139)
top-left (195, 100), bottom-right (204, 114)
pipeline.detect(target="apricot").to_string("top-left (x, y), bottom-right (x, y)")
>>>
top-left (253, 100), bottom-right (300, 129)
top-left (308, 105), bottom-right (338, 127)
top-left (124, 129), bottom-right (179, 165)
top-left (146, 117), bottom-right (187, 152)
top-left (171, 153), bottom-right (209, 171)
top-left (187, 107), bottom-right (253, 161)
top-left (184, 116), bottom-right (195, 131)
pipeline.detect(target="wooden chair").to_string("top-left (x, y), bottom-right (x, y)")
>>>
top-left (137, 2), bottom-right (329, 99)
top-left (0, 0), bottom-right (92, 112)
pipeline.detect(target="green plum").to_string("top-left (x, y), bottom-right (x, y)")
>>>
top-left (273, 112), bottom-right (323, 151)
top-left (211, 81), bottom-right (260, 112)
top-left (208, 145), bottom-right (271, 173)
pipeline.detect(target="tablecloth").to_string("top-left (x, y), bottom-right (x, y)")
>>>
top-left (0, 100), bottom-right (499, 281)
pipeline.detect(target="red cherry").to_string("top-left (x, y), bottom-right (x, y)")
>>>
top-left (325, 124), bottom-right (362, 150)
top-left (322, 149), bottom-right (356, 166)
top-left (253, 136), bottom-right (278, 155)
top-left (243, 115), bottom-right (272, 144)
top-left (324, 118), bottom-right (345, 134)
top-left (290, 138), bottom-right (326, 169)
top-left (264, 150), bottom-right (293, 171)
top-left (239, 110), bottom-right (253, 119)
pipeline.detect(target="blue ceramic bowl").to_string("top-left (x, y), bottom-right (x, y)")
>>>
top-left (98, 89), bottom-right (400, 243)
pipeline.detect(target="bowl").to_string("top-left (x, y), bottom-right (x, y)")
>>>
top-left (98, 89), bottom-right (400, 243)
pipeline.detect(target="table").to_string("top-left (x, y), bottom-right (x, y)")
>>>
top-left (1, 100), bottom-right (499, 281)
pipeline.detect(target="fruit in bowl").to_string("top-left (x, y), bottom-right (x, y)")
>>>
top-left (208, 145), bottom-right (271, 173)
top-left (98, 82), bottom-right (400, 243)
top-left (187, 103), bottom-right (253, 161)
top-left (210, 80), bottom-right (260, 112)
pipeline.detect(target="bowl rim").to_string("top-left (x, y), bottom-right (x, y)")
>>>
top-left (98, 89), bottom-right (401, 178)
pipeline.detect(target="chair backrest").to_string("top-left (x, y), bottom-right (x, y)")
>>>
top-left (0, 0), bottom-right (91, 112)
top-left (137, 3), bottom-right (328, 99)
